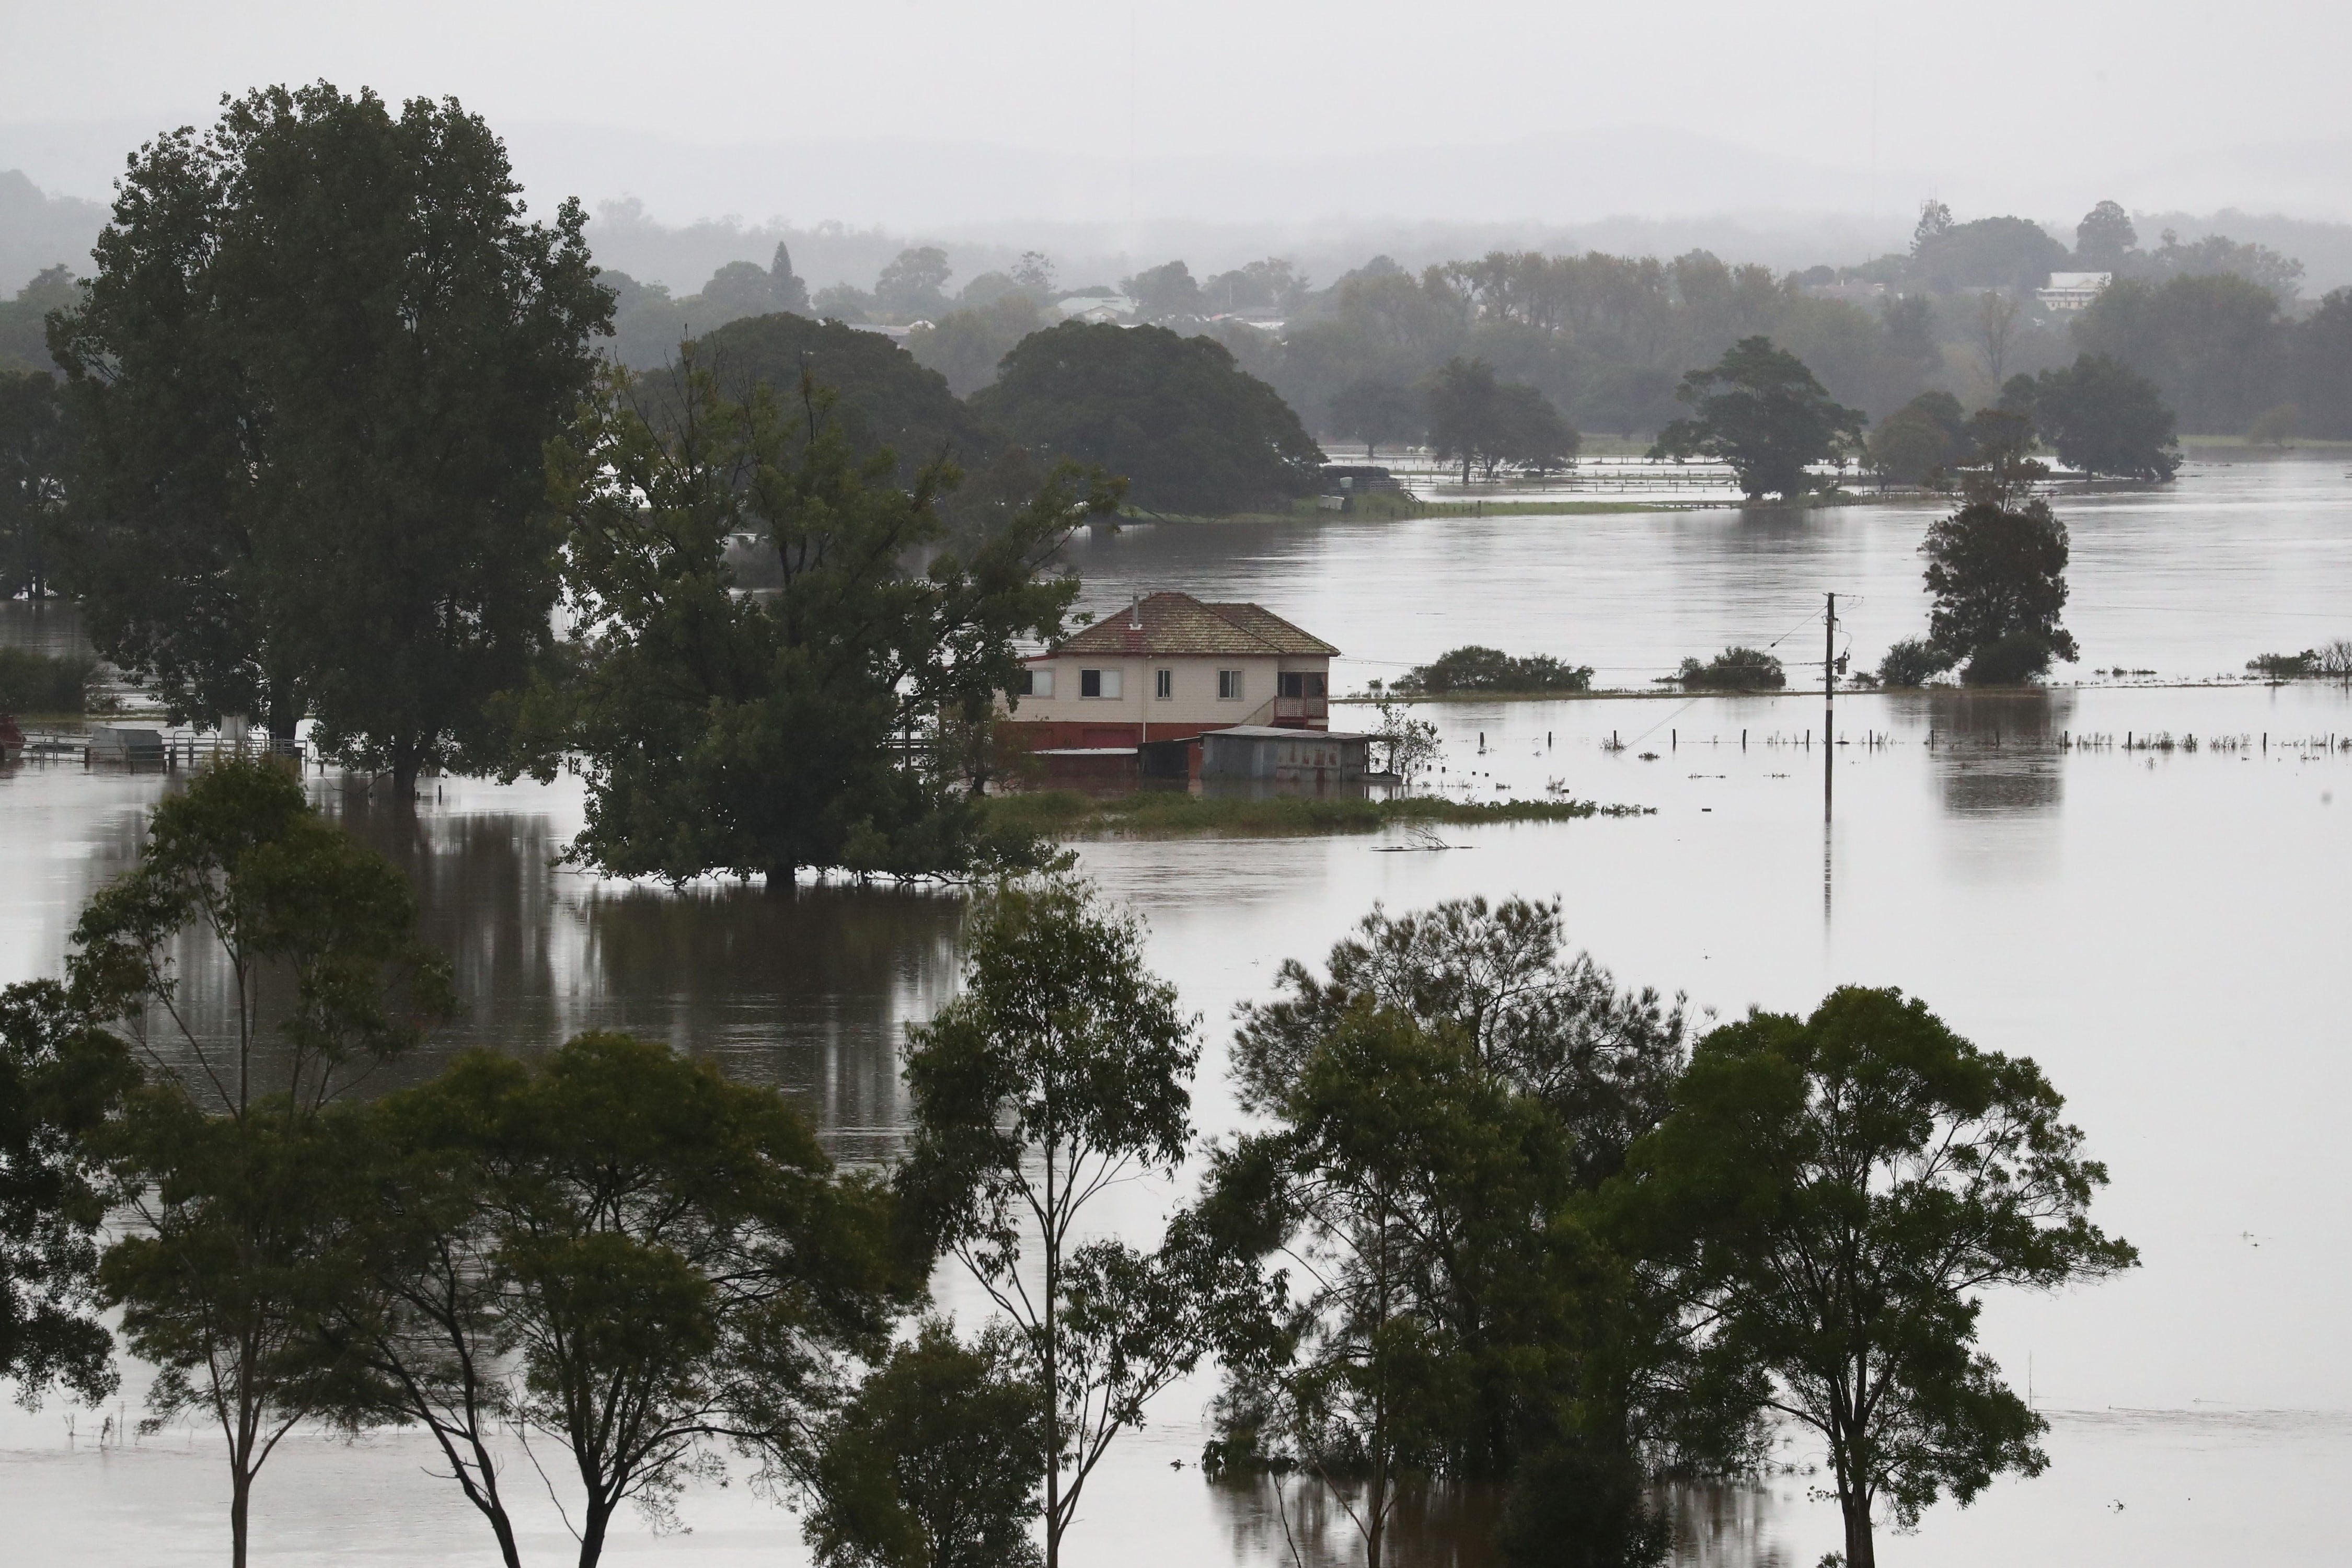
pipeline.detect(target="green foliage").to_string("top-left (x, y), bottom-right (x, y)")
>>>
top-left (1962, 632), bottom-right (2055, 686)
top-left (1875, 638), bottom-right (1951, 688)
top-left (875, 246), bottom-right (953, 321)
top-left (1396, 645), bottom-right (1594, 695)
top-left (1867, 391), bottom-right (1967, 486)
top-left (1650, 337), bottom-right (1866, 500)
top-left (0, 645), bottom-right (93, 713)
top-left (341, 1032), bottom-right (911, 1567)
top-left (50, 83), bottom-right (612, 782)
top-left (0, 980), bottom-right (135, 1407)
top-left (69, 756), bottom-right (455, 1116)
top-left (647, 310), bottom-right (1003, 483)
top-left (70, 756), bottom-right (452, 1567)
top-left (972, 321), bottom-right (1324, 516)
top-left (1209, 899), bottom-right (1691, 1566)
top-left (1327, 376), bottom-right (1424, 455)
top-left (2072, 275), bottom-right (2279, 436)
top-left (2075, 201), bottom-right (2137, 269)
top-left (1674, 648), bottom-right (1785, 689)
top-left (0, 264), bottom-right (78, 375)
top-left (1121, 259), bottom-right (1203, 321)
top-left (1424, 358), bottom-right (1581, 480)
top-left (2024, 353), bottom-right (2181, 479)
top-left (1922, 491), bottom-right (2078, 668)
top-left (906, 294), bottom-right (1050, 396)
top-left (901, 877), bottom-right (1220, 1567)
top-left (805, 1322), bottom-right (1045, 1568)
top-left (537, 359), bottom-right (1113, 885)
top-left (1908, 216), bottom-right (2069, 292)
top-left (1608, 987), bottom-right (2136, 1568)
top-left (2294, 290), bottom-right (2352, 439)
top-left (0, 367), bottom-right (67, 599)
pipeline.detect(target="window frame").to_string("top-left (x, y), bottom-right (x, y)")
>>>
top-left (1155, 668), bottom-right (1173, 700)
top-left (1218, 668), bottom-right (1244, 701)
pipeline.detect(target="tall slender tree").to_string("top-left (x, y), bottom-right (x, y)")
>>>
top-left (52, 83), bottom-right (610, 784)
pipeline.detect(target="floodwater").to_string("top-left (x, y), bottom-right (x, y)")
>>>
top-left (4, 451), bottom-right (2352, 1565)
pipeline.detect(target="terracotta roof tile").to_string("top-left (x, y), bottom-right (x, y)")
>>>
top-left (1047, 592), bottom-right (1338, 658)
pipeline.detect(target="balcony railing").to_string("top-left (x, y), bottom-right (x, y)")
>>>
top-left (1273, 696), bottom-right (1329, 723)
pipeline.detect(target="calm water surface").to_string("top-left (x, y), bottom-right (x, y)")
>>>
top-left (4, 455), bottom-right (2351, 1565)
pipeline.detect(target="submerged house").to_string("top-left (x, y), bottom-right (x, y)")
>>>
top-left (1005, 592), bottom-right (1342, 759)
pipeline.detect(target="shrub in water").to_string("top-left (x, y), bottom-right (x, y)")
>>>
top-left (0, 648), bottom-right (94, 713)
top-left (1877, 638), bottom-right (1951, 687)
top-left (1675, 646), bottom-right (1785, 689)
top-left (1961, 632), bottom-right (2052, 685)
top-left (1397, 645), bottom-right (1595, 694)
top-left (2247, 650), bottom-right (2319, 678)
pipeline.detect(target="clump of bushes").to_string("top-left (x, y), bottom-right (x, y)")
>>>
top-left (2248, 639), bottom-right (2352, 678)
top-left (1877, 638), bottom-right (1952, 688)
top-left (1673, 647), bottom-right (1784, 690)
top-left (0, 648), bottom-right (95, 713)
top-left (1961, 632), bottom-right (2053, 686)
top-left (1395, 645), bottom-right (1594, 695)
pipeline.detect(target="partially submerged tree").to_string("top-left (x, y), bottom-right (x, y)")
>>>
top-left (1424, 358), bottom-right (1580, 482)
top-left (1920, 431), bottom-right (2079, 682)
top-left (71, 757), bottom-right (453, 1567)
top-left (534, 360), bottom-right (1116, 886)
top-left (902, 878), bottom-right (1229, 1568)
top-left (51, 83), bottom-right (611, 779)
top-left (1651, 337), bottom-right (1866, 500)
top-left (1609, 987), bottom-right (2137, 1568)
top-left (1327, 376), bottom-right (1424, 457)
top-left (0, 368), bottom-right (66, 601)
top-left (2025, 353), bottom-right (2181, 480)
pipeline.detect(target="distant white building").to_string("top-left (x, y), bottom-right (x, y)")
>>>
top-left (2037, 272), bottom-right (2112, 312)
top-left (1053, 293), bottom-right (1135, 324)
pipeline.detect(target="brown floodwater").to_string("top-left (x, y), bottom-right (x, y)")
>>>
top-left (4, 452), bottom-right (2351, 1565)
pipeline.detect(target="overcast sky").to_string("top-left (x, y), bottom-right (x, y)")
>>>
top-left (7, 0), bottom-right (2349, 225)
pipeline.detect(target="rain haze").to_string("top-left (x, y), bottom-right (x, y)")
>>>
top-left (3, 3), bottom-right (2351, 1567)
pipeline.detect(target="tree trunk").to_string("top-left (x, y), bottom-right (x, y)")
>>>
top-left (1042, 1146), bottom-right (1063, 1568)
top-left (1840, 1486), bottom-right (1874, 1568)
top-left (579, 1496), bottom-right (612, 1568)
top-left (230, 1465), bottom-right (252, 1568)
top-left (391, 744), bottom-right (421, 802)
top-left (765, 861), bottom-right (798, 897)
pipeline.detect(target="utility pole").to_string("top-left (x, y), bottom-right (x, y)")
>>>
top-left (1824, 591), bottom-right (1836, 823)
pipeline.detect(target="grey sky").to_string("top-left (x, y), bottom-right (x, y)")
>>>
top-left (5, 0), bottom-right (2349, 225)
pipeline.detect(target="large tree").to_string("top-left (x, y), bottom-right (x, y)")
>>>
top-left (50, 83), bottom-right (610, 784)
top-left (1609, 987), bottom-right (2136, 1568)
top-left (1919, 421), bottom-right (2079, 681)
top-left (2026, 352), bottom-right (2181, 480)
top-left (2072, 273), bottom-right (2283, 435)
top-left (1650, 336), bottom-right (1866, 500)
top-left (71, 757), bottom-right (453, 1568)
top-left (972, 320), bottom-right (1324, 515)
top-left (335, 1032), bottom-right (911, 1568)
top-left (901, 878), bottom-right (1230, 1568)
top-left (1425, 358), bottom-right (1579, 482)
top-left (536, 360), bottom-right (1112, 886)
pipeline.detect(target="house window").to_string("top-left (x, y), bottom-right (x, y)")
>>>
top-left (1020, 668), bottom-right (1054, 698)
top-left (1080, 668), bottom-right (1121, 699)
top-left (1218, 669), bottom-right (1244, 701)
top-left (1155, 668), bottom-right (1173, 700)
top-left (1278, 672), bottom-right (1304, 698)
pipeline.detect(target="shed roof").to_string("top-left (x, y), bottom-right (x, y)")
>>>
top-left (1046, 592), bottom-right (1339, 659)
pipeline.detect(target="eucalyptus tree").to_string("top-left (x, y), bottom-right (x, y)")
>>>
top-left (1608, 986), bottom-right (2137, 1568)
top-left (1650, 337), bottom-right (1867, 500)
top-left (333, 1032), bottom-right (912, 1568)
top-left (70, 757), bottom-right (453, 1567)
top-left (902, 878), bottom-right (1236, 1568)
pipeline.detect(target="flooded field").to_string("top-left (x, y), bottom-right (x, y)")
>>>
top-left (3, 453), bottom-right (2350, 1564)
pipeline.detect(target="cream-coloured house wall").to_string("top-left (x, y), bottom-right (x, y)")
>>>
top-left (1004, 653), bottom-right (1329, 726)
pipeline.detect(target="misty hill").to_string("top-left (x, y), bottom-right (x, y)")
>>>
top-left (0, 170), bottom-right (103, 294)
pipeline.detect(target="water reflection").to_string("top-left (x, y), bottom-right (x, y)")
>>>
top-left (1920, 689), bottom-right (2078, 817)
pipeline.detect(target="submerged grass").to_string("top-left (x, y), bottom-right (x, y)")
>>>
top-left (983, 790), bottom-right (1651, 838)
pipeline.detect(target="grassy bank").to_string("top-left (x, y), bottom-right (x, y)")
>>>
top-left (984, 790), bottom-right (1651, 838)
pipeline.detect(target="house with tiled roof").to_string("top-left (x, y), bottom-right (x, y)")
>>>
top-left (1004, 591), bottom-right (1339, 752)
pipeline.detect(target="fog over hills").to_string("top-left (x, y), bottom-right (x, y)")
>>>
top-left (7, 117), bottom-right (2352, 298)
